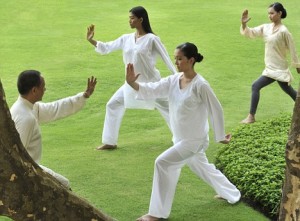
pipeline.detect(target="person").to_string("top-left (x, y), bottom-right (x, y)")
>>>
top-left (240, 2), bottom-right (300, 124)
top-left (86, 6), bottom-right (176, 150)
top-left (126, 42), bottom-right (241, 221)
top-left (10, 70), bottom-right (97, 188)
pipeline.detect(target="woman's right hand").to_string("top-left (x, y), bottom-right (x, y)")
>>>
top-left (87, 24), bottom-right (95, 41)
top-left (241, 9), bottom-right (251, 25)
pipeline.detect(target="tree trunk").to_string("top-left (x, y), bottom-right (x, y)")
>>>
top-left (278, 92), bottom-right (300, 221)
top-left (0, 80), bottom-right (115, 221)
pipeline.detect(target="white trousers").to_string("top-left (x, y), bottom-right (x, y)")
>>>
top-left (102, 84), bottom-right (170, 145)
top-left (40, 165), bottom-right (70, 188)
top-left (148, 140), bottom-right (241, 219)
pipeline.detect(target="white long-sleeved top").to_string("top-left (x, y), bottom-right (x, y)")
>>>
top-left (136, 73), bottom-right (226, 147)
top-left (10, 93), bottom-right (87, 163)
top-left (240, 24), bottom-right (300, 83)
top-left (95, 33), bottom-right (177, 109)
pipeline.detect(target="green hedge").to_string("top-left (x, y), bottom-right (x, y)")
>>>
top-left (215, 114), bottom-right (292, 219)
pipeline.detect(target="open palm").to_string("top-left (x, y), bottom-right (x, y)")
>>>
top-left (241, 9), bottom-right (251, 24)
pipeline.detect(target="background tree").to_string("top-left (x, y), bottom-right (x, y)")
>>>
top-left (0, 80), bottom-right (115, 221)
top-left (278, 91), bottom-right (300, 221)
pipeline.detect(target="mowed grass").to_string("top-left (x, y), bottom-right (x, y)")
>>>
top-left (1, 0), bottom-right (299, 220)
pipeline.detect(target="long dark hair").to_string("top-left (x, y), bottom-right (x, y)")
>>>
top-left (269, 2), bottom-right (287, 19)
top-left (129, 6), bottom-right (154, 34)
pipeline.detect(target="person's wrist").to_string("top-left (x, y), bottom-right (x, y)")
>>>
top-left (83, 91), bottom-right (90, 98)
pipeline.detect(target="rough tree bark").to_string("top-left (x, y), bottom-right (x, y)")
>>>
top-left (278, 91), bottom-right (300, 221)
top-left (0, 80), bottom-right (116, 221)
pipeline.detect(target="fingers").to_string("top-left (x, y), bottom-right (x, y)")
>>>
top-left (87, 24), bottom-right (95, 33)
top-left (88, 76), bottom-right (97, 87)
top-left (126, 63), bottom-right (134, 75)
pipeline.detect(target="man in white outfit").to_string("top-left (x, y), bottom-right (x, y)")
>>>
top-left (10, 70), bottom-right (97, 188)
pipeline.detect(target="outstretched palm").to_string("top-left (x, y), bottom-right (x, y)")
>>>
top-left (241, 10), bottom-right (251, 24)
top-left (87, 24), bottom-right (95, 40)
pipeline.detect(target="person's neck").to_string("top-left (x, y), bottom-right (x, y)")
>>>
top-left (21, 95), bottom-right (36, 104)
top-left (273, 21), bottom-right (282, 27)
top-left (135, 28), bottom-right (147, 38)
top-left (183, 70), bottom-right (197, 80)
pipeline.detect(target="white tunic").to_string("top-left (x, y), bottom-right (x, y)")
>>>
top-left (10, 93), bottom-right (87, 164)
top-left (95, 33), bottom-right (176, 109)
top-left (241, 24), bottom-right (300, 83)
top-left (137, 73), bottom-right (226, 149)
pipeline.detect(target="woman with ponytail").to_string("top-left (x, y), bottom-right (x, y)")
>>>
top-left (87, 6), bottom-right (176, 150)
top-left (126, 42), bottom-right (241, 221)
top-left (240, 2), bottom-right (300, 124)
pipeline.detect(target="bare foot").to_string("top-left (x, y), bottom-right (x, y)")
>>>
top-left (96, 144), bottom-right (117, 150)
top-left (136, 214), bottom-right (160, 221)
top-left (214, 195), bottom-right (226, 201)
top-left (240, 114), bottom-right (255, 124)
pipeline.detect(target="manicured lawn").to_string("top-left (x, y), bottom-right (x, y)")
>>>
top-left (1, 0), bottom-right (299, 220)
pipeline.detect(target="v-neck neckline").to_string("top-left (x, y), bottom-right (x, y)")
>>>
top-left (178, 73), bottom-right (197, 91)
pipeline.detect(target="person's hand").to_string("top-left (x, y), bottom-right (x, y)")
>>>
top-left (241, 9), bottom-right (251, 25)
top-left (220, 134), bottom-right (232, 144)
top-left (87, 24), bottom-right (95, 41)
top-left (297, 67), bottom-right (300, 74)
top-left (126, 63), bottom-right (140, 84)
top-left (84, 76), bottom-right (97, 98)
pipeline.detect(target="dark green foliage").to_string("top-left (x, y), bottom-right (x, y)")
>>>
top-left (215, 114), bottom-right (292, 219)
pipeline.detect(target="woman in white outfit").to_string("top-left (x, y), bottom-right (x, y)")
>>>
top-left (240, 2), bottom-right (300, 124)
top-left (126, 42), bottom-right (241, 221)
top-left (87, 6), bottom-right (176, 150)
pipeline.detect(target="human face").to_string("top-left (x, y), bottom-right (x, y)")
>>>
top-left (34, 76), bottom-right (46, 102)
top-left (268, 7), bottom-right (282, 24)
top-left (174, 49), bottom-right (193, 72)
top-left (129, 13), bottom-right (142, 29)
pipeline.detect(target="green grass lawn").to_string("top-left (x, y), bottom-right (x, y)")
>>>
top-left (1, 0), bottom-right (299, 220)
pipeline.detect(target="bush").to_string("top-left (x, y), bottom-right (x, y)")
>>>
top-left (215, 114), bottom-right (292, 220)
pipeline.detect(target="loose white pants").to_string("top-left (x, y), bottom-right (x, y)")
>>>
top-left (148, 140), bottom-right (241, 219)
top-left (40, 165), bottom-right (70, 188)
top-left (102, 84), bottom-right (170, 145)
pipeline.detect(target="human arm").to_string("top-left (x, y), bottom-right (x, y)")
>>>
top-left (200, 83), bottom-right (227, 142)
top-left (126, 63), bottom-right (140, 91)
top-left (87, 24), bottom-right (97, 47)
top-left (153, 36), bottom-right (177, 74)
top-left (240, 10), bottom-right (264, 38)
top-left (284, 31), bottom-right (300, 71)
top-left (126, 63), bottom-right (170, 99)
top-left (35, 76), bottom-right (97, 123)
top-left (241, 9), bottom-right (251, 30)
top-left (83, 76), bottom-right (97, 98)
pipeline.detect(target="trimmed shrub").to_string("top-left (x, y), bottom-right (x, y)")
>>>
top-left (215, 114), bottom-right (292, 220)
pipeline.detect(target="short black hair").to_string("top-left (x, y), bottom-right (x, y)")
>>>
top-left (17, 70), bottom-right (42, 95)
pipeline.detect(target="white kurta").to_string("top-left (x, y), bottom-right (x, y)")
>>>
top-left (95, 32), bottom-right (176, 109)
top-left (96, 32), bottom-right (176, 145)
top-left (136, 73), bottom-right (241, 218)
top-left (10, 93), bottom-right (87, 187)
top-left (241, 24), bottom-right (300, 84)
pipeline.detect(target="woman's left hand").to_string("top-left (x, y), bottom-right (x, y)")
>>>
top-left (220, 134), bottom-right (232, 144)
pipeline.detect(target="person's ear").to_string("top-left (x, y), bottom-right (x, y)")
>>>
top-left (140, 18), bottom-right (143, 23)
top-left (189, 57), bottom-right (195, 65)
top-left (31, 87), bottom-right (38, 95)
